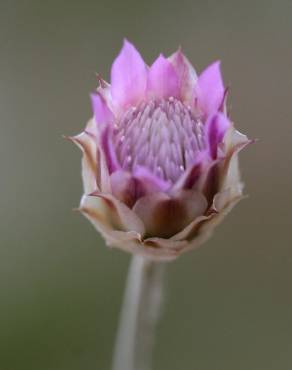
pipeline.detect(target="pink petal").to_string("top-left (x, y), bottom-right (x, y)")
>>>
top-left (196, 61), bottom-right (224, 116)
top-left (147, 54), bottom-right (180, 99)
top-left (205, 113), bottom-right (230, 159)
top-left (91, 93), bottom-right (114, 125)
top-left (168, 49), bottom-right (197, 103)
top-left (100, 125), bottom-right (120, 173)
top-left (110, 39), bottom-right (147, 109)
top-left (133, 166), bottom-right (171, 193)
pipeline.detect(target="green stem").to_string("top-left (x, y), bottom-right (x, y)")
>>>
top-left (112, 255), bottom-right (165, 370)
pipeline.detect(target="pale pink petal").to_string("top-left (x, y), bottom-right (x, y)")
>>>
top-left (196, 61), bottom-right (224, 116)
top-left (133, 166), bottom-right (171, 192)
top-left (90, 93), bottom-right (114, 125)
top-left (100, 125), bottom-right (120, 173)
top-left (147, 54), bottom-right (180, 99)
top-left (205, 112), bottom-right (231, 159)
top-left (111, 39), bottom-right (147, 109)
top-left (168, 49), bottom-right (197, 103)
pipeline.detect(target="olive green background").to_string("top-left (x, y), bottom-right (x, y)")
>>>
top-left (1, 0), bottom-right (291, 369)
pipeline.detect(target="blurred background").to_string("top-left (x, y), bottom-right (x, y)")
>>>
top-left (1, 0), bottom-right (291, 369)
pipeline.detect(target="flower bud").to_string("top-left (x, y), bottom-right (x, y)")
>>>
top-left (69, 40), bottom-right (251, 261)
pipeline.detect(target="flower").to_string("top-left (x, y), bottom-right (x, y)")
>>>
top-left (69, 40), bottom-right (251, 261)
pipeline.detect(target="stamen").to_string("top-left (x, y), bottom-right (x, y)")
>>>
top-left (114, 98), bottom-right (206, 183)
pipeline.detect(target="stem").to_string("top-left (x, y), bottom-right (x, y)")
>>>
top-left (112, 255), bottom-right (165, 370)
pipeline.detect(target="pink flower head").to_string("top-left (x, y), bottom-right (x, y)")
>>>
top-left (69, 40), bottom-right (251, 261)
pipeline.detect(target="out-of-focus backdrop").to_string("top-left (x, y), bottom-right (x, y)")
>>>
top-left (1, 0), bottom-right (291, 369)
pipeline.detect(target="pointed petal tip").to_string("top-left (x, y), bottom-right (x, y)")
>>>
top-left (172, 46), bottom-right (184, 57)
top-left (205, 60), bottom-right (222, 73)
top-left (148, 54), bottom-right (180, 99)
top-left (168, 48), bottom-right (197, 103)
top-left (120, 39), bottom-right (139, 55)
top-left (210, 60), bottom-right (223, 80)
top-left (205, 113), bottom-right (231, 159)
top-left (95, 73), bottom-right (107, 88)
top-left (62, 134), bottom-right (71, 141)
top-left (213, 60), bottom-right (221, 67)
top-left (122, 38), bottom-right (133, 48)
top-left (123, 37), bottom-right (129, 45)
top-left (196, 60), bottom-right (225, 116)
top-left (64, 134), bottom-right (90, 147)
top-left (90, 93), bottom-right (113, 125)
top-left (64, 134), bottom-right (79, 145)
top-left (111, 39), bottom-right (147, 108)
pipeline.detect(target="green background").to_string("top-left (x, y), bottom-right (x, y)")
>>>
top-left (1, 0), bottom-right (292, 369)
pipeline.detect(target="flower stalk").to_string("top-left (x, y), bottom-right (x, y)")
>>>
top-left (112, 256), bottom-right (165, 370)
